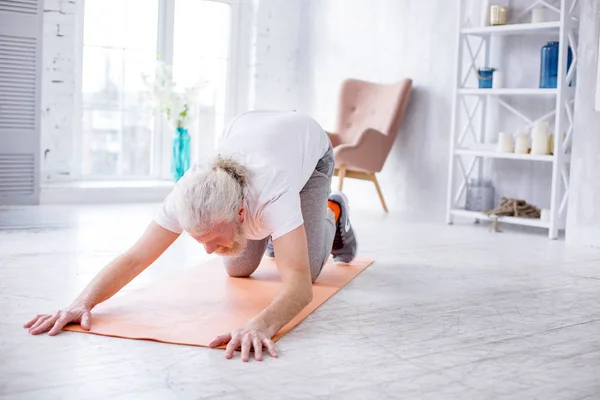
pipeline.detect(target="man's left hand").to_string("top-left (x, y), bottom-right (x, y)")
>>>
top-left (209, 325), bottom-right (278, 362)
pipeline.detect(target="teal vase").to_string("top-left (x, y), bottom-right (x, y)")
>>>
top-left (172, 127), bottom-right (190, 182)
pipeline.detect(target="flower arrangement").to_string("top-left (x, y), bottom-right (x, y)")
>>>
top-left (142, 60), bottom-right (206, 181)
top-left (142, 60), bottom-right (202, 129)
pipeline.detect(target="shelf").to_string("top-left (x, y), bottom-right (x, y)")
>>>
top-left (461, 21), bottom-right (561, 36)
top-left (459, 88), bottom-right (558, 96)
top-left (455, 148), bottom-right (555, 162)
top-left (450, 209), bottom-right (550, 229)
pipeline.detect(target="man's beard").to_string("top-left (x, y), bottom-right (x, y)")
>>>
top-left (215, 222), bottom-right (247, 256)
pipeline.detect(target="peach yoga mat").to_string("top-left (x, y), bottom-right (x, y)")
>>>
top-left (64, 257), bottom-right (374, 347)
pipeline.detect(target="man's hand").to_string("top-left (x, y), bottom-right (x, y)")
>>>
top-left (208, 225), bottom-right (313, 362)
top-left (24, 222), bottom-right (178, 338)
top-left (209, 324), bottom-right (278, 362)
top-left (24, 305), bottom-right (92, 336)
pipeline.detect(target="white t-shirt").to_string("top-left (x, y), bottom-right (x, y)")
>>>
top-left (154, 110), bottom-right (330, 240)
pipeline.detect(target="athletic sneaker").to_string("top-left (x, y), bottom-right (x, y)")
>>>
top-left (329, 191), bottom-right (357, 264)
top-left (265, 236), bottom-right (275, 258)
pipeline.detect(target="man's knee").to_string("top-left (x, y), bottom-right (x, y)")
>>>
top-left (226, 269), bottom-right (252, 278)
top-left (309, 258), bottom-right (326, 283)
top-left (223, 258), bottom-right (259, 278)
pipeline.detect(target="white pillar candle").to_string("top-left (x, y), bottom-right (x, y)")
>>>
top-left (531, 129), bottom-right (549, 155)
top-left (530, 121), bottom-right (550, 155)
top-left (497, 132), bottom-right (514, 153)
top-left (514, 132), bottom-right (529, 154)
top-left (531, 8), bottom-right (547, 23)
top-left (533, 121), bottom-right (550, 135)
top-left (492, 71), bottom-right (503, 89)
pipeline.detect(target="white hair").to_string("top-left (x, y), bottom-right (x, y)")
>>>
top-left (174, 154), bottom-right (249, 233)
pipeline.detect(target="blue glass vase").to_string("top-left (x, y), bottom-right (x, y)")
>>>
top-left (540, 41), bottom-right (574, 88)
top-left (171, 127), bottom-right (190, 182)
top-left (540, 41), bottom-right (559, 88)
top-left (478, 67), bottom-right (495, 89)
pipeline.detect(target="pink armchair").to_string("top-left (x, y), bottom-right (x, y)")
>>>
top-left (327, 78), bottom-right (412, 212)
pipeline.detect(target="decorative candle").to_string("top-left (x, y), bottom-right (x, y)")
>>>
top-left (531, 122), bottom-right (550, 155)
top-left (492, 71), bottom-right (504, 88)
top-left (514, 132), bottom-right (529, 154)
top-left (497, 132), bottom-right (514, 153)
top-left (531, 8), bottom-right (547, 23)
top-left (536, 121), bottom-right (549, 131)
top-left (490, 5), bottom-right (508, 25)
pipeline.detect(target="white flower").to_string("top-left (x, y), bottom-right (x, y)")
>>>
top-left (142, 60), bottom-right (206, 129)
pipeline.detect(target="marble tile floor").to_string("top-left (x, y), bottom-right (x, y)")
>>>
top-left (1, 204), bottom-right (600, 400)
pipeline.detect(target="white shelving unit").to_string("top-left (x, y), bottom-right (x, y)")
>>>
top-left (446, 0), bottom-right (580, 239)
top-left (461, 21), bottom-right (562, 36)
top-left (451, 209), bottom-right (550, 229)
top-left (458, 88), bottom-right (559, 95)
top-left (454, 148), bottom-right (556, 162)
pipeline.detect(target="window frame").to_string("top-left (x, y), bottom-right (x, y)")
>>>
top-left (74, 0), bottom-right (241, 181)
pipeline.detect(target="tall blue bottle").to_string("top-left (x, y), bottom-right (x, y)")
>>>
top-left (540, 41), bottom-right (559, 88)
top-left (540, 41), bottom-right (574, 88)
top-left (172, 127), bottom-right (190, 182)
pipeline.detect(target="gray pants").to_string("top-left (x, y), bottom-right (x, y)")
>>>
top-left (223, 145), bottom-right (336, 282)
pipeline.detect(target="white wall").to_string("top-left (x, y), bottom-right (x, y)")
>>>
top-left (296, 0), bottom-right (567, 216)
top-left (566, 0), bottom-right (600, 247)
top-left (297, 0), bottom-right (457, 215)
top-left (40, 0), bottom-right (79, 183)
top-left (248, 0), bottom-right (303, 110)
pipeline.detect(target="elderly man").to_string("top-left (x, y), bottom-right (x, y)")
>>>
top-left (24, 110), bottom-right (358, 362)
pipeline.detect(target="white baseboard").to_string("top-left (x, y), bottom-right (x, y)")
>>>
top-left (40, 180), bottom-right (175, 205)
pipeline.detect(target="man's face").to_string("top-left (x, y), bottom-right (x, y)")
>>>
top-left (191, 220), bottom-right (247, 257)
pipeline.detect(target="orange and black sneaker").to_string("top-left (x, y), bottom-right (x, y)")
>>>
top-left (329, 191), bottom-right (357, 264)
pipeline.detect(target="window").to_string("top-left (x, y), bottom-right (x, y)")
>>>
top-left (81, 0), bottom-right (159, 178)
top-left (172, 0), bottom-right (232, 163)
top-left (80, 0), bottom-right (235, 179)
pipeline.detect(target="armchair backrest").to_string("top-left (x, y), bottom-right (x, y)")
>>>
top-left (335, 78), bottom-right (413, 148)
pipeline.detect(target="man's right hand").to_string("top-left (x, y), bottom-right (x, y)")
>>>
top-left (24, 305), bottom-right (92, 336)
top-left (23, 222), bottom-right (179, 338)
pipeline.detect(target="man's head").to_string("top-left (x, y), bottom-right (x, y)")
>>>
top-left (174, 155), bottom-right (249, 256)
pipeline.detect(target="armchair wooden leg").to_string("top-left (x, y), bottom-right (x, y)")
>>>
top-left (337, 166), bottom-right (347, 191)
top-left (371, 173), bottom-right (388, 212)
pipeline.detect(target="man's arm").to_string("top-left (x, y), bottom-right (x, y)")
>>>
top-left (72, 221), bottom-right (180, 309)
top-left (209, 224), bottom-right (313, 361)
top-left (25, 222), bottom-right (180, 335)
top-left (246, 224), bottom-right (313, 336)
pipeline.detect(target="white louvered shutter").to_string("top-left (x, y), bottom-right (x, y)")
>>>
top-left (0, 0), bottom-right (42, 205)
